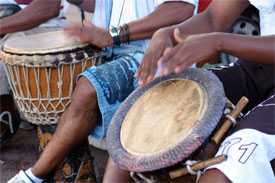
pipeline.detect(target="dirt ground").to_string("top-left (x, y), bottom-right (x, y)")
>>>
top-left (0, 128), bottom-right (39, 183)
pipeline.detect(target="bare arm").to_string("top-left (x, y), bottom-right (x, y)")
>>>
top-left (138, 0), bottom-right (273, 85)
top-left (0, 0), bottom-right (61, 36)
top-left (217, 33), bottom-right (275, 64)
top-left (127, 1), bottom-right (194, 41)
top-left (65, 1), bottom-right (195, 48)
top-left (167, 0), bottom-right (249, 36)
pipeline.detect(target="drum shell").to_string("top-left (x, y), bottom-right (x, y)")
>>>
top-left (2, 48), bottom-right (104, 125)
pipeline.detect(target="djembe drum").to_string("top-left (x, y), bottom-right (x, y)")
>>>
top-left (107, 68), bottom-right (248, 182)
top-left (1, 27), bottom-right (105, 125)
top-left (1, 27), bottom-right (105, 182)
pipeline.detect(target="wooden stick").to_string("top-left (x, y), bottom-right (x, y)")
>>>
top-left (211, 96), bottom-right (249, 145)
top-left (169, 155), bottom-right (227, 179)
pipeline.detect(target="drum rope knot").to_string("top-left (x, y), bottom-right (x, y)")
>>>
top-left (185, 160), bottom-right (202, 182)
top-left (225, 114), bottom-right (237, 126)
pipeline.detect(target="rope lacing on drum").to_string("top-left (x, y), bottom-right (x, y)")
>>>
top-left (185, 160), bottom-right (202, 183)
top-left (0, 111), bottom-right (14, 133)
top-left (130, 172), bottom-right (156, 183)
top-left (223, 105), bottom-right (237, 126)
top-left (225, 114), bottom-right (237, 126)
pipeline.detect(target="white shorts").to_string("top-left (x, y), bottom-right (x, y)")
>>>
top-left (206, 129), bottom-right (275, 183)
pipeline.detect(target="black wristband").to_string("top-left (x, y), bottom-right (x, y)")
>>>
top-left (112, 35), bottom-right (121, 46)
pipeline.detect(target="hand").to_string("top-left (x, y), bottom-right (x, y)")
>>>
top-left (64, 20), bottom-right (113, 48)
top-left (158, 29), bottom-right (221, 76)
top-left (136, 28), bottom-right (175, 86)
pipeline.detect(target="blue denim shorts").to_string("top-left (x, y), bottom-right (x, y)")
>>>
top-left (80, 45), bottom-right (144, 140)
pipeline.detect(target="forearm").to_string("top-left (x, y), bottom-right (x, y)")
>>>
top-left (217, 33), bottom-right (275, 64)
top-left (162, 0), bottom-right (249, 37)
top-left (0, 0), bottom-right (61, 36)
top-left (126, 2), bottom-right (194, 41)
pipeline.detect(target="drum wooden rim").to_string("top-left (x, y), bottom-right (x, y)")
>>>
top-left (106, 68), bottom-right (226, 172)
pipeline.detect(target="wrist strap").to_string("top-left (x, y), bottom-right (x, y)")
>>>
top-left (109, 27), bottom-right (121, 46)
top-left (120, 24), bottom-right (130, 44)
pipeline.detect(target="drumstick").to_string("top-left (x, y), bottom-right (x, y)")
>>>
top-left (211, 96), bottom-right (249, 145)
top-left (169, 155), bottom-right (227, 179)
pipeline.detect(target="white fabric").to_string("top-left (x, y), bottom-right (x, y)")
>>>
top-left (7, 170), bottom-right (32, 183)
top-left (25, 169), bottom-right (43, 183)
top-left (0, 61), bottom-right (9, 95)
top-left (248, 0), bottom-right (275, 36)
top-left (206, 129), bottom-right (275, 183)
top-left (92, 0), bottom-right (197, 50)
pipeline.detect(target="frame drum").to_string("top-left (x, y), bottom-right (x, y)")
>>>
top-left (107, 68), bottom-right (226, 172)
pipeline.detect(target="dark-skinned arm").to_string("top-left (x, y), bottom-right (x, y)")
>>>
top-left (0, 0), bottom-right (61, 36)
top-left (126, 1), bottom-right (194, 41)
top-left (216, 33), bottom-right (275, 64)
top-left (138, 0), bottom-right (274, 85)
top-left (65, 1), bottom-right (195, 48)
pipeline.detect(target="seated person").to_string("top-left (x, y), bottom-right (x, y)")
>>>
top-left (0, 0), bottom-right (65, 144)
top-left (7, 0), bottom-right (196, 182)
top-left (104, 0), bottom-right (273, 182)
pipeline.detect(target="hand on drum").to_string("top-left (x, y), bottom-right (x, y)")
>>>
top-left (64, 20), bottom-right (113, 48)
top-left (136, 28), bottom-right (175, 86)
top-left (137, 29), bottom-right (221, 86)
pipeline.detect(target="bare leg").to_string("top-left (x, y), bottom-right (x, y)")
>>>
top-left (31, 77), bottom-right (99, 178)
top-left (103, 158), bottom-right (131, 183)
top-left (198, 169), bottom-right (231, 183)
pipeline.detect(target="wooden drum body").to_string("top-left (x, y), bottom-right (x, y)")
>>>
top-left (107, 68), bottom-right (226, 173)
top-left (1, 28), bottom-right (104, 125)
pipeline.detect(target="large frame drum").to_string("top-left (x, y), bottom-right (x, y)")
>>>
top-left (107, 68), bottom-right (226, 173)
top-left (1, 27), bottom-right (105, 125)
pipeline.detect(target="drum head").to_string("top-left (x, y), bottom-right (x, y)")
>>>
top-left (2, 27), bottom-right (87, 55)
top-left (107, 68), bottom-right (226, 172)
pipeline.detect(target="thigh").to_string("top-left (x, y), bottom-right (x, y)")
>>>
top-left (234, 94), bottom-right (275, 135)
top-left (210, 61), bottom-right (275, 112)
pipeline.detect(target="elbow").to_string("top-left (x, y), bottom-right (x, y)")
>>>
top-left (39, 0), bottom-right (61, 20)
top-left (171, 3), bottom-right (195, 24)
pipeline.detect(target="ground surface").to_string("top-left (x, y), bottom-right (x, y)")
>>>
top-left (0, 128), bottom-right (39, 183)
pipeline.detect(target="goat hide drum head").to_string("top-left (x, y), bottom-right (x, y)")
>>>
top-left (107, 68), bottom-right (226, 172)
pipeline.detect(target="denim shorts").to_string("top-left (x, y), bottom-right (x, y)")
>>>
top-left (80, 45), bottom-right (144, 140)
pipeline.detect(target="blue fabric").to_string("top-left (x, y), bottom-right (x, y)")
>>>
top-left (80, 45), bottom-right (144, 139)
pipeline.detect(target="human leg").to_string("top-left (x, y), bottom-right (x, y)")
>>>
top-left (211, 61), bottom-right (274, 112)
top-left (199, 95), bottom-right (275, 183)
top-left (32, 77), bottom-right (100, 178)
top-left (103, 158), bottom-right (131, 183)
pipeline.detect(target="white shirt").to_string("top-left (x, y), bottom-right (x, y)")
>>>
top-left (0, 0), bottom-right (70, 27)
top-left (92, 0), bottom-right (197, 50)
top-left (248, 0), bottom-right (275, 36)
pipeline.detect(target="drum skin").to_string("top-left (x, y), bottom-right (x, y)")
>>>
top-left (1, 27), bottom-right (105, 124)
top-left (107, 68), bottom-right (226, 172)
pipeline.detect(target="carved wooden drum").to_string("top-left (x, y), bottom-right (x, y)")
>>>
top-left (1, 27), bottom-right (105, 125)
top-left (107, 68), bottom-right (226, 172)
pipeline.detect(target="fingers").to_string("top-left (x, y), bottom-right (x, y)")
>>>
top-left (158, 46), bottom-right (180, 76)
top-left (136, 49), bottom-right (157, 86)
top-left (174, 28), bottom-right (186, 43)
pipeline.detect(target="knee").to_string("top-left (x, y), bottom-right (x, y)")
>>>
top-left (70, 77), bottom-right (98, 112)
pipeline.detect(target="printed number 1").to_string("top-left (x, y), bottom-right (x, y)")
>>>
top-left (238, 143), bottom-right (258, 164)
top-left (220, 138), bottom-right (258, 164)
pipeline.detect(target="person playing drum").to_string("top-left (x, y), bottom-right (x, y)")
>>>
top-left (128, 0), bottom-right (273, 182)
top-left (7, 0), bottom-right (197, 182)
top-left (0, 0), bottom-right (71, 144)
